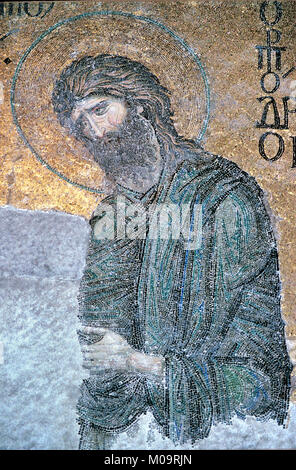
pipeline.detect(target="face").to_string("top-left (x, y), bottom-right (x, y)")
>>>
top-left (71, 94), bottom-right (163, 193)
top-left (71, 96), bottom-right (127, 140)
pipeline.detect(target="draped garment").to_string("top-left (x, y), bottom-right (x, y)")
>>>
top-left (77, 150), bottom-right (292, 444)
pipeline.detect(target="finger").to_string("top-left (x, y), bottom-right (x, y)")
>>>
top-left (82, 358), bottom-right (95, 366)
top-left (82, 359), bottom-right (111, 369)
top-left (81, 344), bottom-right (103, 352)
top-left (78, 326), bottom-right (107, 335)
top-left (82, 349), bottom-right (113, 357)
top-left (81, 345), bottom-right (115, 355)
top-left (82, 362), bottom-right (97, 370)
top-left (82, 352), bottom-right (98, 359)
top-left (101, 331), bottom-right (128, 345)
top-left (80, 334), bottom-right (117, 346)
top-left (82, 350), bottom-right (118, 361)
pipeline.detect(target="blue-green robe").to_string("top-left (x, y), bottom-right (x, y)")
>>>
top-left (77, 149), bottom-right (292, 444)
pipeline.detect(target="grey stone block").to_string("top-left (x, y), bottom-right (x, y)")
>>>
top-left (0, 276), bottom-right (86, 450)
top-left (0, 206), bottom-right (90, 279)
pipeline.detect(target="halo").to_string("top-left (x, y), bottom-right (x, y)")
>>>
top-left (11, 11), bottom-right (211, 194)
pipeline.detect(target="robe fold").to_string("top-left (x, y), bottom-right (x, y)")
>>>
top-left (77, 149), bottom-right (292, 444)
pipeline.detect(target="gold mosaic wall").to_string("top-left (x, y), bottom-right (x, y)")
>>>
top-left (1, 0), bottom-right (296, 349)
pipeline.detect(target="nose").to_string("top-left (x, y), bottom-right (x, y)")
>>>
top-left (85, 113), bottom-right (106, 138)
top-left (94, 126), bottom-right (106, 138)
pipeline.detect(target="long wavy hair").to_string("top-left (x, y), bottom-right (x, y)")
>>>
top-left (52, 54), bottom-right (199, 160)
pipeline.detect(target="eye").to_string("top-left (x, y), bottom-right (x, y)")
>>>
top-left (91, 102), bottom-right (109, 116)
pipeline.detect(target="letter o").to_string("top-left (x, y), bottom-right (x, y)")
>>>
top-left (259, 132), bottom-right (285, 161)
top-left (260, 71), bottom-right (280, 94)
top-left (260, 1), bottom-right (283, 26)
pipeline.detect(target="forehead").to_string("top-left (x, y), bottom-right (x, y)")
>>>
top-left (71, 95), bottom-right (122, 121)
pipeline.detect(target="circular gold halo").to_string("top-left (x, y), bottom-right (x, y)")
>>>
top-left (11, 11), bottom-right (210, 193)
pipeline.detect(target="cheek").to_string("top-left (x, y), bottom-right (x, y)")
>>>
top-left (88, 113), bottom-right (117, 132)
top-left (107, 104), bottom-right (127, 127)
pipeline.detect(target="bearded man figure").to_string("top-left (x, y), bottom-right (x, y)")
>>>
top-left (52, 54), bottom-right (292, 449)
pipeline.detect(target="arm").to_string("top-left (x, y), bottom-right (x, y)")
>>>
top-left (158, 184), bottom-right (292, 443)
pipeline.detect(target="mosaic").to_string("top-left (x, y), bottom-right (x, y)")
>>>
top-left (1, 0), bottom-right (296, 451)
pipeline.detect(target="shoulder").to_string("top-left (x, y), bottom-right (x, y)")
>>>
top-left (211, 163), bottom-right (275, 245)
top-left (173, 149), bottom-right (265, 210)
top-left (174, 148), bottom-right (274, 235)
top-left (181, 149), bottom-right (263, 196)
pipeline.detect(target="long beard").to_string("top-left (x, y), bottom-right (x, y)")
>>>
top-left (82, 112), bottom-right (161, 183)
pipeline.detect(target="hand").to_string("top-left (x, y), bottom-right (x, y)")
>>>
top-left (79, 326), bottom-right (164, 379)
top-left (80, 326), bottom-right (132, 371)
